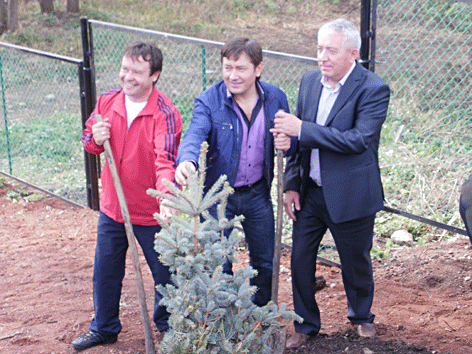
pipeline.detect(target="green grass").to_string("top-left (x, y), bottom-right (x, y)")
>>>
top-left (0, 0), bottom-right (471, 246)
top-left (0, 112), bottom-right (84, 198)
top-left (0, 0), bottom-right (335, 58)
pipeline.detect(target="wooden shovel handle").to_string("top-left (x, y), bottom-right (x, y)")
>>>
top-left (95, 114), bottom-right (156, 354)
top-left (271, 109), bottom-right (285, 304)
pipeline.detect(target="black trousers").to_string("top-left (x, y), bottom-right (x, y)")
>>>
top-left (291, 180), bottom-right (376, 336)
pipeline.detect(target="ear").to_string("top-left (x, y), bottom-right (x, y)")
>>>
top-left (151, 71), bottom-right (161, 84)
top-left (350, 49), bottom-right (359, 63)
top-left (255, 61), bottom-right (264, 78)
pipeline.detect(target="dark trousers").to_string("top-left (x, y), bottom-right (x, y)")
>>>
top-left (211, 180), bottom-right (275, 307)
top-left (89, 212), bottom-right (171, 335)
top-left (291, 180), bottom-right (376, 336)
top-left (460, 174), bottom-right (472, 243)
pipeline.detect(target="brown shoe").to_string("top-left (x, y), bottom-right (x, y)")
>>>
top-left (286, 332), bottom-right (309, 349)
top-left (354, 323), bottom-right (376, 337)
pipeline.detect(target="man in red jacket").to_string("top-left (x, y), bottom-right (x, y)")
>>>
top-left (72, 41), bottom-right (182, 351)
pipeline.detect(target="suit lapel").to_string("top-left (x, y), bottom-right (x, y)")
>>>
top-left (324, 63), bottom-right (364, 127)
top-left (301, 72), bottom-right (322, 123)
top-left (310, 82), bottom-right (323, 123)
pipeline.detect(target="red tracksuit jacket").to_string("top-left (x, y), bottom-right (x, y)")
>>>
top-left (81, 87), bottom-right (182, 226)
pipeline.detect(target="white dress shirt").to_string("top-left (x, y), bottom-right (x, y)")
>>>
top-left (309, 62), bottom-right (356, 186)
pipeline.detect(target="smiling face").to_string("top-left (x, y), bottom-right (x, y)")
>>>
top-left (222, 52), bottom-right (263, 100)
top-left (119, 54), bottom-right (160, 102)
top-left (317, 32), bottom-right (358, 88)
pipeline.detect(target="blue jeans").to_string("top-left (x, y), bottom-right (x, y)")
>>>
top-left (89, 212), bottom-right (171, 335)
top-left (210, 180), bottom-right (275, 306)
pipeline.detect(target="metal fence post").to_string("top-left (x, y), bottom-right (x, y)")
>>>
top-left (201, 45), bottom-right (206, 92)
top-left (80, 17), bottom-right (100, 210)
top-left (0, 53), bottom-right (12, 174)
top-left (360, 0), bottom-right (373, 71)
top-left (370, 0), bottom-right (377, 72)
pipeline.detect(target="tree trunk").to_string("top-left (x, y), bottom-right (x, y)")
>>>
top-left (0, 0), bottom-right (6, 33)
top-left (38, 0), bottom-right (54, 13)
top-left (67, 0), bottom-right (79, 13)
top-left (0, 0), bottom-right (18, 33)
top-left (7, 0), bottom-right (18, 30)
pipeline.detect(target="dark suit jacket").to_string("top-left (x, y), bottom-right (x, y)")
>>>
top-left (284, 62), bottom-right (390, 224)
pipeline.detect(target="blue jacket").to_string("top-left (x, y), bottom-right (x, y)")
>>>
top-left (177, 80), bottom-right (296, 192)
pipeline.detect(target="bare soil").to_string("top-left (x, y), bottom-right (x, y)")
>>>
top-left (1, 181), bottom-right (472, 354)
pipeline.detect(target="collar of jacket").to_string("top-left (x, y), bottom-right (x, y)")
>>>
top-left (223, 80), bottom-right (268, 108)
top-left (111, 86), bottom-right (160, 118)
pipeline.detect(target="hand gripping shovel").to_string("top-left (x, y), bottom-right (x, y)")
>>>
top-left (95, 114), bottom-right (156, 354)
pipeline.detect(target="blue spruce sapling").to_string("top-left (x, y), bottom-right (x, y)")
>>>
top-left (148, 142), bottom-right (301, 354)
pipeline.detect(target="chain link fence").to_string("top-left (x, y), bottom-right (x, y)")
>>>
top-left (0, 2), bottom-right (470, 251)
top-left (375, 0), bottom-right (472, 239)
top-left (89, 21), bottom-right (316, 131)
top-left (87, 20), bottom-right (324, 252)
top-left (0, 43), bottom-right (86, 205)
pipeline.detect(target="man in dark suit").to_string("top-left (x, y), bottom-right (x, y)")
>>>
top-left (270, 18), bottom-right (390, 349)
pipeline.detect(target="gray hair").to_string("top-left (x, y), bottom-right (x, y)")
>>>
top-left (318, 19), bottom-right (361, 51)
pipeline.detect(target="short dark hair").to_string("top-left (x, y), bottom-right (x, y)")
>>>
top-left (122, 41), bottom-right (163, 78)
top-left (220, 37), bottom-right (263, 69)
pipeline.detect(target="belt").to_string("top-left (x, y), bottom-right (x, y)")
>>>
top-left (233, 179), bottom-right (263, 193)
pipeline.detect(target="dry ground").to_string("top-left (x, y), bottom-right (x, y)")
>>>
top-left (1, 181), bottom-right (472, 354)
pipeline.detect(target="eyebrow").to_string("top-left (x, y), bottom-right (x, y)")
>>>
top-left (318, 45), bottom-right (339, 51)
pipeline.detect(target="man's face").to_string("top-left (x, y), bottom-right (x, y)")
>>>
top-left (222, 52), bottom-right (263, 98)
top-left (317, 33), bottom-right (358, 87)
top-left (119, 55), bottom-right (160, 102)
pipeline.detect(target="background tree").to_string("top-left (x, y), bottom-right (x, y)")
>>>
top-left (0, 0), bottom-right (18, 32)
top-left (38, 0), bottom-right (54, 13)
top-left (67, 0), bottom-right (79, 13)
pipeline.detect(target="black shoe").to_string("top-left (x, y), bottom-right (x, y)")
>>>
top-left (71, 330), bottom-right (117, 351)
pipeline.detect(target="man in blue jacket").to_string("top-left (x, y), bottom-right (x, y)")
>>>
top-left (175, 37), bottom-right (295, 307)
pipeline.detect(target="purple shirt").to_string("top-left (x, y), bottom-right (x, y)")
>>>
top-left (229, 84), bottom-right (266, 187)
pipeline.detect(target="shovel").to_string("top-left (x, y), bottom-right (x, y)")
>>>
top-left (269, 148), bottom-right (287, 354)
top-left (268, 111), bottom-right (287, 354)
top-left (95, 114), bottom-right (156, 354)
top-left (271, 109), bottom-right (286, 305)
top-left (271, 148), bottom-right (284, 304)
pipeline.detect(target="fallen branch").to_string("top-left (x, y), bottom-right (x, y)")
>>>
top-left (0, 331), bottom-right (22, 341)
top-left (443, 320), bottom-right (456, 332)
